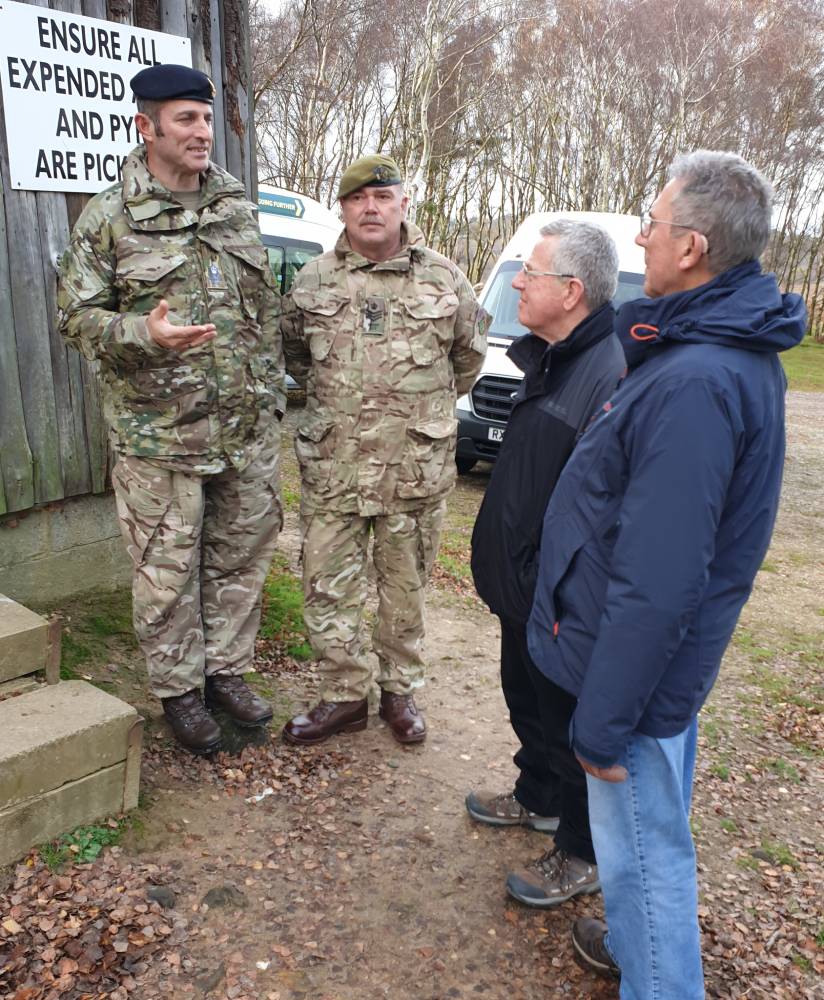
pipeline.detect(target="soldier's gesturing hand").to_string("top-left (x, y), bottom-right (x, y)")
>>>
top-left (147, 299), bottom-right (216, 352)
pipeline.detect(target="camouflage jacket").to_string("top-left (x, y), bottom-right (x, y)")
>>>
top-left (282, 223), bottom-right (488, 514)
top-left (58, 146), bottom-right (284, 474)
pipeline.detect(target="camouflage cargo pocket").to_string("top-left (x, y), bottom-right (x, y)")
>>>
top-left (291, 288), bottom-right (348, 362)
top-left (415, 499), bottom-right (447, 579)
top-left (233, 361), bottom-right (264, 442)
top-left (399, 292), bottom-right (460, 365)
top-left (122, 366), bottom-right (210, 429)
top-left (245, 355), bottom-right (279, 416)
top-left (111, 457), bottom-right (174, 565)
top-left (115, 252), bottom-right (188, 315)
top-left (294, 409), bottom-right (337, 490)
top-left (396, 416), bottom-right (458, 500)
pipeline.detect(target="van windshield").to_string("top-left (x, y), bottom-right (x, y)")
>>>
top-left (482, 261), bottom-right (647, 340)
top-left (262, 236), bottom-right (323, 294)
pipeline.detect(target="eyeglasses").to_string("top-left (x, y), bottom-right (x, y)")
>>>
top-left (639, 213), bottom-right (697, 238)
top-left (520, 261), bottom-right (575, 280)
top-left (640, 213), bottom-right (710, 253)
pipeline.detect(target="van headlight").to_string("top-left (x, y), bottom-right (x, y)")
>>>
top-left (456, 392), bottom-right (471, 413)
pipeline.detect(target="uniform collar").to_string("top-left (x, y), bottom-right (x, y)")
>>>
top-left (121, 145), bottom-right (245, 227)
top-left (335, 221), bottom-right (428, 271)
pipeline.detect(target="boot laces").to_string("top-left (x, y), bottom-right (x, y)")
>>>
top-left (532, 847), bottom-right (566, 878)
top-left (491, 791), bottom-right (520, 814)
top-left (212, 676), bottom-right (256, 706)
top-left (168, 692), bottom-right (208, 725)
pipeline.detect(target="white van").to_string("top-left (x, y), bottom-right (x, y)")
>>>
top-left (456, 211), bottom-right (646, 473)
top-left (257, 184), bottom-right (341, 295)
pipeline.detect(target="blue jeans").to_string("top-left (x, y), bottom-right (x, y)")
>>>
top-left (586, 719), bottom-right (703, 1000)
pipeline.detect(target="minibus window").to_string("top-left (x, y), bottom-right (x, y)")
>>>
top-left (266, 246), bottom-right (286, 293)
top-left (284, 246), bottom-right (320, 293)
top-left (263, 240), bottom-right (323, 294)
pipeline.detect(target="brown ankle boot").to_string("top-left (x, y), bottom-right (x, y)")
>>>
top-left (379, 690), bottom-right (426, 744)
top-left (204, 674), bottom-right (273, 727)
top-left (282, 700), bottom-right (368, 745)
top-left (162, 689), bottom-right (222, 755)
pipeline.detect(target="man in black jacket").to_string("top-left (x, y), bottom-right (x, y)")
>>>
top-left (467, 220), bottom-right (626, 907)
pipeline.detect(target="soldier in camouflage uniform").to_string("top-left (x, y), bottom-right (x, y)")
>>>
top-left (282, 154), bottom-right (487, 746)
top-left (57, 65), bottom-right (285, 755)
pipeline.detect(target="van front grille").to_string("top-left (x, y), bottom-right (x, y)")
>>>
top-left (471, 375), bottom-right (520, 423)
top-left (474, 440), bottom-right (501, 459)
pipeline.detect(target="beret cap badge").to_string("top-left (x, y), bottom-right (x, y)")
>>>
top-left (337, 154), bottom-right (403, 199)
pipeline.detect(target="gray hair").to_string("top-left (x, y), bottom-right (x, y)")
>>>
top-left (668, 151), bottom-right (772, 275)
top-left (136, 98), bottom-right (164, 131)
top-left (538, 219), bottom-right (618, 309)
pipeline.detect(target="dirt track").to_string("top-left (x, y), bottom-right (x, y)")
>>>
top-left (2, 392), bottom-right (821, 1000)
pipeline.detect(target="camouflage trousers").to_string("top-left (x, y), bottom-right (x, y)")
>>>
top-left (111, 438), bottom-right (282, 699)
top-left (301, 502), bottom-right (447, 702)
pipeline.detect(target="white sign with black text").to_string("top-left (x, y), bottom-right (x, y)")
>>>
top-left (0, 0), bottom-right (191, 193)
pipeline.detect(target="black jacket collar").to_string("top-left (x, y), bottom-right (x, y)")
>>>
top-left (507, 302), bottom-right (616, 377)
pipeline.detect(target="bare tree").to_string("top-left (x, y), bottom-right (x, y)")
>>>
top-left (252, 0), bottom-right (824, 336)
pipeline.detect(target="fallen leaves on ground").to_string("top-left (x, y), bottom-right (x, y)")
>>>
top-left (142, 730), bottom-right (386, 807)
top-left (0, 854), bottom-right (187, 999)
top-left (691, 658), bottom-right (823, 1000)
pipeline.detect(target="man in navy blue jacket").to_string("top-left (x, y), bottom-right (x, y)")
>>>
top-left (527, 151), bottom-right (806, 998)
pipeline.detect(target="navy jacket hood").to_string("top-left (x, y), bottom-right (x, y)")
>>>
top-left (616, 262), bottom-right (806, 367)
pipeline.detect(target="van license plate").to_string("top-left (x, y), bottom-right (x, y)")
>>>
top-left (488, 427), bottom-right (504, 442)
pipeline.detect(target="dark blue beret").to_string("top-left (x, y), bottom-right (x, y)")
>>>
top-left (130, 64), bottom-right (215, 103)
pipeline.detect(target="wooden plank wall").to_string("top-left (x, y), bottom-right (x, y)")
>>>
top-left (0, 0), bottom-right (254, 516)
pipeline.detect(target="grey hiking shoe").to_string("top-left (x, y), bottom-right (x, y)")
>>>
top-left (465, 790), bottom-right (559, 833)
top-left (572, 917), bottom-right (621, 980)
top-left (506, 847), bottom-right (600, 908)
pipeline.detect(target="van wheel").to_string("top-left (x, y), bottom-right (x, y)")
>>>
top-left (456, 457), bottom-right (477, 474)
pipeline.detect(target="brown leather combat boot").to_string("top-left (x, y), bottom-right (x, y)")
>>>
top-left (282, 699), bottom-right (368, 745)
top-left (379, 690), bottom-right (426, 744)
top-left (162, 689), bottom-right (222, 755)
top-left (204, 673), bottom-right (273, 727)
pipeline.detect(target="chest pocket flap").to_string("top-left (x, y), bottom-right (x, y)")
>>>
top-left (291, 287), bottom-right (349, 316)
top-left (401, 291), bottom-right (460, 321)
top-left (117, 252), bottom-right (187, 284)
top-left (225, 242), bottom-right (268, 272)
top-left (400, 292), bottom-right (459, 365)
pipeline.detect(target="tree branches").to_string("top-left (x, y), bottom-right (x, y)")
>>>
top-left (252, 0), bottom-right (824, 331)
